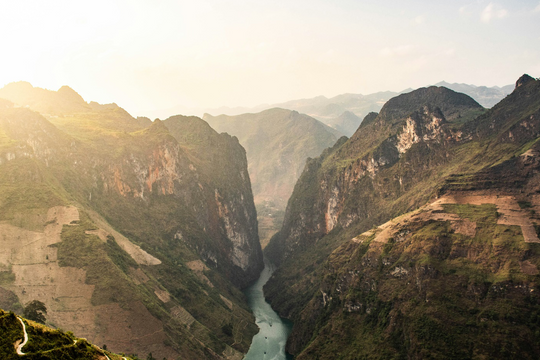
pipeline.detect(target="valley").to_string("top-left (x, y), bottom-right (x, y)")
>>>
top-left (243, 258), bottom-right (293, 360)
top-left (0, 75), bottom-right (537, 359)
top-left (203, 109), bottom-right (340, 248)
top-left (1, 1), bottom-right (537, 359)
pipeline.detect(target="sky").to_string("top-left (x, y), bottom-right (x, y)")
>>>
top-left (0, 0), bottom-right (539, 118)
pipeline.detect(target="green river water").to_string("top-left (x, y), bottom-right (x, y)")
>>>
top-left (243, 258), bottom-right (293, 360)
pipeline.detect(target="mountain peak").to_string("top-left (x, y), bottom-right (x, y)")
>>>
top-left (378, 86), bottom-right (482, 124)
top-left (0, 81), bottom-right (34, 98)
top-left (57, 85), bottom-right (87, 103)
top-left (3, 80), bottom-right (33, 90)
top-left (516, 74), bottom-right (535, 88)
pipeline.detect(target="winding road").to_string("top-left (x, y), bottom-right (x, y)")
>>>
top-left (15, 316), bottom-right (123, 360)
top-left (16, 317), bottom-right (28, 355)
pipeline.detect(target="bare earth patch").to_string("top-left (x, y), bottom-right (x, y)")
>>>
top-left (520, 260), bottom-right (539, 275)
top-left (186, 260), bottom-right (214, 288)
top-left (154, 288), bottom-right (171, 303)
top-left (129, 267), bottom-right (150, 285)
top-left (353, 191), bottom-right (540, 246)
top-left (434, 193), bottom-right (540, 243)
top-left (0, 206), bottom-right (177, 359)
top-left (85, 209), bottom-right (161, 265)
top-left (220, 295), bottom-right (234, 310)
top-left (450, 219), bottom-right (477, 237)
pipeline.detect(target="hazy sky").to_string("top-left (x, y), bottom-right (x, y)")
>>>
top-left (1, 0), bottom-right (539, 118)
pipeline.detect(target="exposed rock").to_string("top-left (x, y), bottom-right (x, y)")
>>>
top-left (264, 76), bottom-right (540, 359)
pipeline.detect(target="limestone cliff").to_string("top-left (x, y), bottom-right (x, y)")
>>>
top-left (265, 87), bottom-right (483, 266)
top-left (0, 84), bottom-right (263, 359)
top-left (203, 108), bottom-right (340, 247)
top-left (264, 75), bottom-right (540, 358)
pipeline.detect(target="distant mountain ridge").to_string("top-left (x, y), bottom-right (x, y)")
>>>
top-left (434, 80), bottom-right (514, 108)
top-left (203, 108), bottom-right (340, 247)
top-left (152, 82), bottom-right (511, 137)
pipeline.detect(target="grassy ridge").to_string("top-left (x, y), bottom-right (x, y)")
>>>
top-left (0, 308), bottom-right (128, 360)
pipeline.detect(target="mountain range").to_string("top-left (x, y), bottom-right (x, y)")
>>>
top-left (0, 74), bottom-right (533, 359)
top-left (203, 109), bottom-right (340, 247)
top-left (263, 75), bottom-right (540, 359)
top-left (150, 82), bottom-right (512, 137)
top-left (0, 82), bottom-right (263, 359)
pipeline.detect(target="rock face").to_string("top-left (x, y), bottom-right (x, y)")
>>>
top-left (265, 86), bottom-right (483, 266)
top-left (0, 83), bottom-right (263, 359)
top-left (203, 108), bottom-right (340, 247)
top-left (264, 75), bottom-right (540, 359)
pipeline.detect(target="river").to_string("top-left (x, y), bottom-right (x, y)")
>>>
top-left (243, 258), bottom-right (294, 360)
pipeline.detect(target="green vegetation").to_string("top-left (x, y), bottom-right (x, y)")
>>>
top-left (0, 271), bottom-right (15, 285)
top-left (289, 204), bottom-right (540, 359)
top-left (265, 77), bottom-right (540, 359)
top-left (442, 203), bottom-right (498, 223)
top-left (55, 211), bottom-right (138, 306)
top-left (23, 300), bottom-right (47, 324)
top-left (0, 83), bottom-right (262, 358)
top-left (0, 308), bottom-right (128, 360)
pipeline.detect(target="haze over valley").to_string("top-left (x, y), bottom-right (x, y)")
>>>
top-left (1, 1), bottom-right (540, 359)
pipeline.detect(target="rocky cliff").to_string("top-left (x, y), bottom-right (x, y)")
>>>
top-left (0, 83), bottom-right (263, 359)
top-left (264, 75), bottom-right (540, 358)
top-left (203, 108), bottom-right (340, 247)
top-left (265, 86), bottom-right (484, 266)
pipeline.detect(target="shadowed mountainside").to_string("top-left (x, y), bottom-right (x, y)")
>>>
top-left (0, 83), bottom-right (263, 359)
top-left (203, 108), bottom-right (340, 247)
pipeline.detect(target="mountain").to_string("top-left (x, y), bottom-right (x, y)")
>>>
top-left (203, 108), bottom-right (340, 247)
top-left (265, 86), bottom-right (485, 266)
top-left (1, 307), bottom-right (132, 359)
top-left (435, 81), bottom-right (514, 108)
top-left (0, 83), bottom-right (263, 359)
top-left (263, 75), bottom-right (540, 358)
top-left (332, 111), bottom-right (362, 135)
top-left (271, 91), bottom-right (400, 135)
top-left (151, 92), bottom-right (399, 137)
top-left (150, 82), bottom-right (511, 138)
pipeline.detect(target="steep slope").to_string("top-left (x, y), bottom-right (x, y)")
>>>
top-left (265, 86), bottom-right (485, 266)
top-left (0, 308), bottom-right (131, 359)
top-left (264, 75), bottom-right (540, 358)
top-left (0, 84), bottom-right (263, 359)
top-left (203, 108), bottom-right (340, 247)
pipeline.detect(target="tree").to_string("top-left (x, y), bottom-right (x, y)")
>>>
top-left (23, 300), bottom-right (47, 324)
